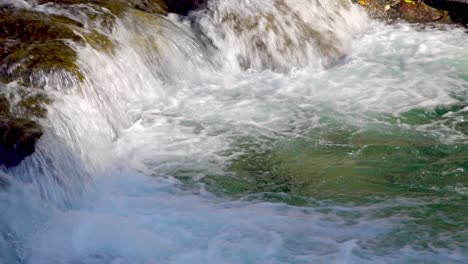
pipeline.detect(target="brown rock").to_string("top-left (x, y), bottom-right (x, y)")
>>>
top-left (354, 0), bottom-right (452, 23)
top-left (400, 1), bottom-right (450, 22)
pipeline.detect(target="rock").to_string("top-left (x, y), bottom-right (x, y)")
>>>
top-left (0, 118), bottom-right (42, 168)
top-left (37, 0), bottom-right (168, 16)
top-left (424, 0), bottom-right (468, 24)
top-left (0, 93), bottom-right (43, 168)
top-left (400, 1), bottom-right (451, 22)
top-left (354, 0), bottom-right (452, 23)
top-left (0, 0), bottom-right (166, 169)
top-left (129, 0), bottom-right (168, 14)
top-left (165, 0), bottom-right (206, 15)
top-left (0, 8), bottom-right (84, 87)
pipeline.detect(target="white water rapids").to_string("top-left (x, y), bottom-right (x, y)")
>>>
top-left (1, 0), bottom-right (468, 263)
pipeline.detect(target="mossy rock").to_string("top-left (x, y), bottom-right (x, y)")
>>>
top-left (37, 0), bottom-right (127, 16)
top-left (0, 9), bottom-right (83, 86)
top-left (0, 95), bottom-right (10, 116)
top-left (16, 90), bottom-right (51, 119)
top-left (0, 0), bottom-right (166, 170)
top-left (0, 117), bottom-right (42, 168)
top-left (0, 7), bottom-right (118, 87)
top-left (1, 81), bottom-right (52, 120)
top-left (37, 0), bottom-right (168, 16)
top-left (81, 29), bottom-right (115, 53)
top-left (0, 85), bottom-right (48, 168)
top-left (3, 41), bottom-right (84, 87)
top-left (0, 1), bottom-right (169, 88)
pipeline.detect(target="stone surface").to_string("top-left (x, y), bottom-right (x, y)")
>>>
top-left (354, 0), bottom-right (452, 23)
top-left (0, 118), bottom-right (42, 168)
top-left (0, 93), bottom-right (43, 168)
top-left (0, 0), bottom-right (170, 168)
top-left (425, 0), bottom-right (468, 24)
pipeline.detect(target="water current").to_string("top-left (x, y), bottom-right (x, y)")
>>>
top-left (0, 0), bottom-right (467, 263)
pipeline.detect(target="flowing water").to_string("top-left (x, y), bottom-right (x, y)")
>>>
top-left (1, 0), bottom-right (467, 263)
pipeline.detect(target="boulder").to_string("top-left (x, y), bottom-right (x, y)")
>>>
top-left (0, 118), bottom-right (42, 168)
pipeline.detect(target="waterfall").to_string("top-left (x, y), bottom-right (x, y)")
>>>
top-left (5, 0), bottom-right (368, 199)
top-left (1, 0), bottom-right (467, 263)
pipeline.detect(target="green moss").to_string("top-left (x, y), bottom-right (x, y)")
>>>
top-left (82, 29), bottom-right (115, 53)
top-left (17, 91), bottom-right (51, 119)
top-left (0, 1), bottom-right (170, 87)
top-left (0, 9), bottom-right (86, 86)
top-left (0, 95), bottom-right (10, 116)
top-left (0, 10), bottom-right (82, 43)
top-left (0, 1), bottom-right (168, 87)
top-left (37, 0), bottom-right (126, 15)
top-left (4, 40), bottom-right (84, 86)
top-left (38, 0), bottom-right (168, 16)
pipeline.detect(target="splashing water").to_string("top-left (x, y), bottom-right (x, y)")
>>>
top-left (1, 0), bottom-right (467, 263)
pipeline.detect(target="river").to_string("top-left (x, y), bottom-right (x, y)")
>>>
top-left (0, 0), bottom-right (467, 263)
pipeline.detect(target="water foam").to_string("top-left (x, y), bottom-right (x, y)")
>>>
top-left (1, 1), bottom-right (467, 263)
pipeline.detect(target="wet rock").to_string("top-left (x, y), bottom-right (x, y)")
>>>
top-left (165, 0), bottom-right (206, 15)
top-left (0, 0), bottom-right (171, 169)
top-left (0, 6), bottom-right (119, 87)
top-left (0, 93), bottom-right (43, 168)
top-left (354, 0), bottom-right (452, 23)
top-left (400, 1), bottom-right (451, 22)
top-left (424, 0), bottom-right (468, 24)
top-left (0, 96), bottom-right (9, 116)
top-left (37, 0), bottom-right (168, 16)
top-left (130, 0), bottom-right (168, 14)
top-left (0, 118), bottom-right (42, 168)
top-left (0, 0), bottom-right (167, 168)
top-left (0, 8), bottom-right (84, 87)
